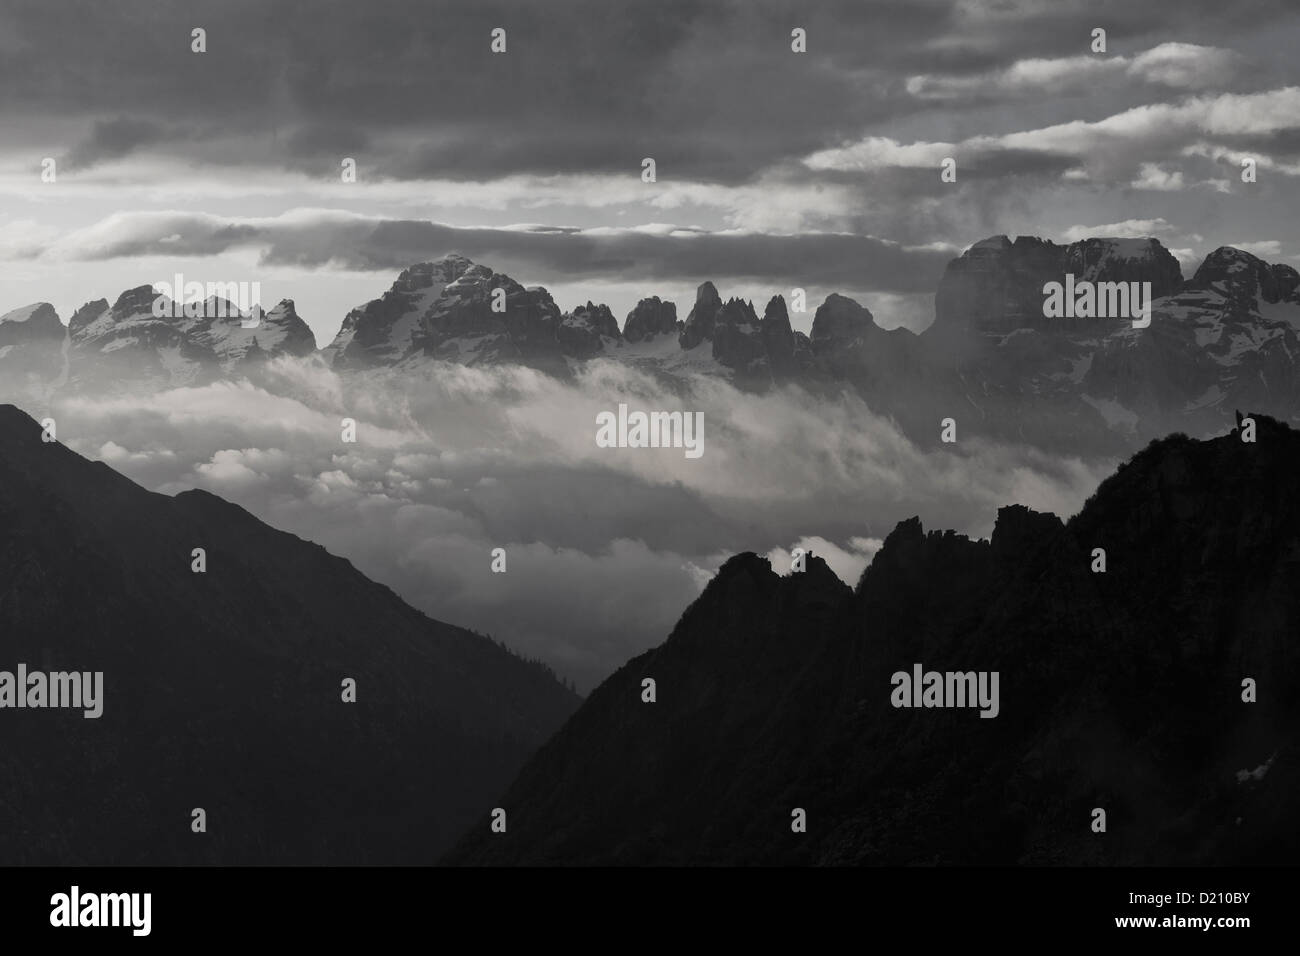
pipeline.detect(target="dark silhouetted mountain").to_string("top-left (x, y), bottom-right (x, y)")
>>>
top-left (0, 404), bottom-right (578, 864)
top-left (446, 414), bottom-right (1300, 865)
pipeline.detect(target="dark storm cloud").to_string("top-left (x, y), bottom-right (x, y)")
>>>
top-left (1213, 128), bottom-right (1300, 160)
top-left (2, 0), bottom-right (1290, 185)
top-left (52, 211), bottom-right (953, 292)
top-left (283, 124), bottom-right (372, 159)
top-left (63, 118), bottom-right (165, 168)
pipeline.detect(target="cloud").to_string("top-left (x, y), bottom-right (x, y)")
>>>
top-left (805, 87), bottom-right (1300, 186)
top-left (1226, 240), bottom-right (1283, 257)
top-left (1061, 218), bottom-right (1176, 241)
top-left (1127, 42), bottom-right (1239, 89)
top-left (22, 208), bottom-right (953, 294)
top-left (0, 0), bottom-right (964, 185)
top-left (905, 43), bottom-right (1240, 101)
top-left (42, 356), bottom-right (1113, 690)
top-left (765, 535), bottom-right (884, 587)
top-left (63, 117), bottom-right (175, 170)
top-left (0, 2), bottom-right (1293, 292)
top-left (195, 447), bottom-right (291, 488)
top-left (1130, 163), bottom-right (1185, 191)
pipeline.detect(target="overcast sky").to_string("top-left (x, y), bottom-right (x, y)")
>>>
top-left (2, 0), bottom-right (1298, 343)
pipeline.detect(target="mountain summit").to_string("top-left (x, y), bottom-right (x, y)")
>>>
top-left (929, 235), bottom-right (1184, 343)
top-left (3, 238), bottom-right (1298, 454)
top-left (446, 413), bottom-right (1300, 865)
top-left (0, 404), bottom-right (578, 864)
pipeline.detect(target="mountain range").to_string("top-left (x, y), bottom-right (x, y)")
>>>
top-left (445, 411), bottom-right (1300, 865)
top-left (0, 404), bottom-right (578, 864)
top-left (3, 237), bottom-right (1298, 454)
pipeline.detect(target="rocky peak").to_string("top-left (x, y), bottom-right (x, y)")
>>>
top-left (0, 303), bottom-right (64, 345)
top-left (711, 297), bottom-right (767, 376)
top-left (1062, 238), bottom-right (1182, 293)
top-left (990, 504), bottom-right (1064, 561)
top-left (809, 294), bottom-right (878, 354)
top-left (760, 294), bottom-right (798, 376)
top-left (558, 301), bottom-right (621, 359)
top-left (68, 298), bottom-right (111, 336)
top-left (762, 294), bottom-right (791, 332)
top-left (211, 298), bottom-right (316, 363)
top-left (328, 255), bottom-right (483, 368)
top-left (1189, 246), bottom-right (1300, 305)
top-left (623, 296), bottom-right (678, 342)
top-left (416, 265), bottom-right (566, 373)
top-left (781, 553), bottom-right (853, 611)
top-left (112, 284), bottom-right (160, 317)
top-left (679, 281), bottom-right (724, 350)
top-left (856, 515), bottom-right (990, 608)
top-left (930, 235), bottom-right (1183, 343)
top-left (447, 411), bottom-right (1300, 867)
top-left (570, 301), bottom-right (617, 328)
top-left (0, 303), bottom-right (65, 384)
top-left (401, 254), bottom-right (476, 290)
top-left (969, 234), bottom-right (1014, 253)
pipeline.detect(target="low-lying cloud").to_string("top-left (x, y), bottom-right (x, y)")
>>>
top-left (25, 358), bottom-right (1113, 691)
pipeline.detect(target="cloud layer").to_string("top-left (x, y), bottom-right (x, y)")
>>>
top-left (1, 0), bottom-right (1296, 339)
top-left (18, 358), bottom-right (1113, 690)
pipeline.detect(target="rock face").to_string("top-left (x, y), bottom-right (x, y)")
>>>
top-left (931, 236), bottom-right (1184, 342)
top-left (810, 293), bottom-right (878, 353)
top-left (804, 291), bottom-right (935, 435)
top-left (325, 254), bottom-right (576, 375)
top-left (918, 235), bottom-right (1300, 456)
top-left (679, 281), bottom-right (723, 351)
top-left (760, 295), bottom-right (797, 376)
top-left (989, 503), bottom-right (1064, 561)
top-left (622, 296), bottom-right (678, 342)
top-left (0, 302), bottom-right (63, 347)
top-left (68, 286), bottom-right (219, 389)
top-left (184, 298), bottom-right (316, 368)
top-left (415, 266), bottom-right (566, 373)
top-left (558, 301), bottom-right (621, 359)
top-left (446, 413), bottom-right (1300, 865)
top-left (0, 303), bottom-right (65, 388)
top-left (0, 403), bottom-right (578, 864)
top-left (326, 256), bottom-right (475, 369)
top-left (1087, 245), bottom-right (1300, 433)
top-left (710, 297), bottom-right (766, 376)
top-left (1186, 245), bottom-right (1300, 316)
top-left (63, 285), bottom-right (316, 391)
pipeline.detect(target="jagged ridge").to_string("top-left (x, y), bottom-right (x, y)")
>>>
top-left (445, 413), bottom-right (1300, 865)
